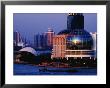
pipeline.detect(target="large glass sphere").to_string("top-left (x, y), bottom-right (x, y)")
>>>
top-left (58, 29), bottom-right (93, 50)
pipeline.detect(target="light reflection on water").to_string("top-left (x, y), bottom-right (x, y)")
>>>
top-left (14, 64), bottom-right (97, 75)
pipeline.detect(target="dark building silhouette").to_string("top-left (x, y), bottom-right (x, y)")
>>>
top-left (34, 33), bottom-right (47, 49)
top-left (67, 13), bottom-right (84, 29)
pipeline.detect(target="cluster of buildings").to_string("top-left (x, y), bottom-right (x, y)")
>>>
top-left (51, 13), bottom-right (96, 60)
top-left (14, 13), bottom-right (96, 61)
top-left (14, 28), bottom-right (55, 50)
top-left (34, 28), bottom-right (55, 49)
top-left (14, 31), bottom-right (31, 49)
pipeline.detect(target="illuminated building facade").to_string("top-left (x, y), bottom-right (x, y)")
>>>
top-left (90, 32), bottom-right (96, 50)
top-left (51, 35), bottom-right (67, 58)
top-left (90, 32), bottom-right (97, 59)
top-left (51, 13), bottom-right (96, 60)
top-left (45, 28), bottom-right (55, 47)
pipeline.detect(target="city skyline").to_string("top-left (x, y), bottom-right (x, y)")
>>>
top-left (13, 13), bottom-right (97, 43)
top-left (14, 13), bottom-right (97, 75)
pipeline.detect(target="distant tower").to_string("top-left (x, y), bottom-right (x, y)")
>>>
top-left (67, 13), bottom-right (84, 29)
top-left (90, 32), bottom-right (97, 59)
top-left (34, 33), bottom-right (47, 49)
top-left (34, 33), bottom-right (41, 49)
top-left (42, 33), bottom-right (48, 48)
top-left (14, 31), bottom-right (22, 46)
top-left (90, 32), bottom-right (97, 50)
top-left (45, 28), bottom-right (55, 47)
top-left (40, 33), bottom-right (47, 48)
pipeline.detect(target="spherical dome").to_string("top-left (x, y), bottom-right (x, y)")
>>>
top-left (58, 29), bottom-right (93, 50)
top-left (19, 47), bottom-right (37, 56)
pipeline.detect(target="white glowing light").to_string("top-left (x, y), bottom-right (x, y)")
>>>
top-left (72, 38), bottom-right (81, 44)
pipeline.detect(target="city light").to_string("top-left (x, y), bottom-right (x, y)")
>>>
top-left (14, 13), bottom-right (97, 75)
top-left (72, 37), bottom-right (81, 44)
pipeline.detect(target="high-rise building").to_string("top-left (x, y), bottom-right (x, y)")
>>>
top-left (14, 31), bottom-right (23, 46)
top-left (90, 32), bottom-right (97, 59)
top-left (45, 28), bottom-right (55, 47)
top-left (34, 33), bottom-right (47, 49)
top-left (67, 13), bottom-right (84, 29)
top-left (34, 33), bottom-right (41, 48)
top-left (51, 35), bottom-right (67, 58)
top-left (41, 33), bottom-right (48, 48)
top-left (90, 32), bottom-right (97, 50)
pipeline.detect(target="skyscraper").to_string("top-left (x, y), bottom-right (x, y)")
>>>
top-left (45, 28), bottom-right (55, 47)
top-left (90, 32), bottom-right (97, 59)
top-left (67, 13), bottom-right (84, 29)
top-left (41, 33), bottom-right (47, 48)
top-left (34, 33), bottom-right (40, 48)
top-left (90, 32), bottom-right (96, 50)
top-left (34, 33), bottom-right (47, 49)
top-left (14, 31), bottom-right (23, 46)
top-left (51, 35), bottom-right (67, 59)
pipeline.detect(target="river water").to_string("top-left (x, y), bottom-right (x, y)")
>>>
top-left (14, 64), bottom-right (97, 75)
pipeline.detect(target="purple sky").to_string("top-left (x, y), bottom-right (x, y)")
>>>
top-left (13, 13), bottom-right (97, 43)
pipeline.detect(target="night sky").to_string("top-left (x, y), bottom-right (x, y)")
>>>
top-left (13, 13), bottom-right (97, 43)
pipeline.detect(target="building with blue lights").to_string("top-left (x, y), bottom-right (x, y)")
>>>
top-left (51, 13), bottom-right (96, 60)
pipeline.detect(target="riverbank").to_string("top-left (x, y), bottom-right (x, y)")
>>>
top-left (14, 61), bottom-right (96, 69)
top-left (14, 63), bottom-right (97, 75)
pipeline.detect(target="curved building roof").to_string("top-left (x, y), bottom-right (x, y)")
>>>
top-left (58, 29), bottom-right (71, 35)
top-left (58, 29), bottom-right (93, 50)
top-left (19, 47), bottom-right (37, 56)
top-left (58, 29), bottom-right (90, 35)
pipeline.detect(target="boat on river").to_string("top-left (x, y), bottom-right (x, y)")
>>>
top-left (39, 67), bottom-right (78, 73)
